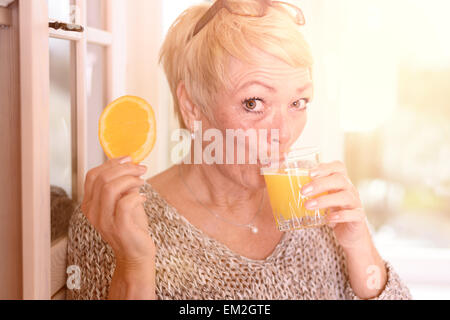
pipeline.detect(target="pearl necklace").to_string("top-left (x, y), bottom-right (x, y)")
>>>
top-left (178, 165), bottom-right (264, 234)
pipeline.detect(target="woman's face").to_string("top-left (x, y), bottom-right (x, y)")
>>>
top-left (199, 49), bottom-right (313, 189)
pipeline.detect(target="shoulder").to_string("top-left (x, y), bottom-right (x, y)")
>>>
top-left (139, 181), bottom-right (190, 246)
top-left (142, 165), bottom-right (187, 228)
top-left (290, 224), bottom-right (344, 257)
top-left (288, 226), bottom-right (351, 299)
top-left (140, 181), bottom-right (179, 224)
top-left (67, 204), bottom-right (110, 254)
top-left (290, 225), bottom-right (349, 279)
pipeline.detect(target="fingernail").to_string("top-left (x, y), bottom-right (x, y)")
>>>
top-left (305, 199), bottom-right (317, 209)
top-left (328, 214), bottom-right (339, 221)
top-left (310, 170), bottom-right (319, 177)
top-left (302, 185), bottom-right (313, 196)
top-left (119, 156), bottom-right (132, 164)
top-left (139, 165), bottom-right (147, 172)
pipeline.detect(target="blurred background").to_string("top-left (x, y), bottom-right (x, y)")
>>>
top-left (43, 0), bottom-right (450, 299)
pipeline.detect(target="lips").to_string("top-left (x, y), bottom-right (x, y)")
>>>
top-left (257, 156), bottom-right (286, 167)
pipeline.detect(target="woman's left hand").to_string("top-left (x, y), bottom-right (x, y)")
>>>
top-left (301, 161), bottom-right (371, 250)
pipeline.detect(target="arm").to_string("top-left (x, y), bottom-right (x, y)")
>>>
top-left (67, 156), bottom-right (158, 300)
top-left (108, 258), bottom-right (156, 300)
top-left (340, 222), bottom-right (412, 300)
top-left (302, 161), bottom-right (412, 300)
top-left (342, 226), bottom-right (388, 299)
top-left (67, 204), bottom-right (158, 300)
top-left (344, 258), bottom-right (413, 300)
top-left (319, 224), bottom-right (412, 300)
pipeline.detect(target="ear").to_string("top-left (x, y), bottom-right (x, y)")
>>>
top-left (176, 81), bottom-right (201, 131)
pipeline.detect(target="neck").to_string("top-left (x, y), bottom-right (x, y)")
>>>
top-left (178, 163), bottom-right (266, 223)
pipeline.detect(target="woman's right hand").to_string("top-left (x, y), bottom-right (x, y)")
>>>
top-left (81, 156), bottom-right (156, 269)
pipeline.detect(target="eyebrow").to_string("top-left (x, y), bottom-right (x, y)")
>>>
top-left (236, 80), bottom-right (312, 94)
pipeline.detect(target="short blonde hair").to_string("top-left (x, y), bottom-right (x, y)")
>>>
top-left (159, 2), bottom-right (314, 129)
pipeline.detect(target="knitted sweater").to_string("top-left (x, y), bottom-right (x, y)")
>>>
top-left (66, 182), bottom-right (412, 300)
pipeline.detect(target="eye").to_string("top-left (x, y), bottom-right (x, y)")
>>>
top-left (291, 98), bottom-right (310, 110)
top-left (242, 97), bottom-right (264, 113)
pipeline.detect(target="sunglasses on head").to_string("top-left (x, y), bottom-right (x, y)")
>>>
top-left (192, 0), bottom-right (306, 38)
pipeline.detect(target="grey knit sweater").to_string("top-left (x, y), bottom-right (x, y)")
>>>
top-left (66, 182), bottom-right (412, 300)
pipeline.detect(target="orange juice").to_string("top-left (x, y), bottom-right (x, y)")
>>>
top-left (263, 168), bottom-right (327, 231)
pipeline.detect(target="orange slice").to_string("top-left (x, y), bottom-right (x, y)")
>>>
top-left (99, 95), bottom-right (156, 164)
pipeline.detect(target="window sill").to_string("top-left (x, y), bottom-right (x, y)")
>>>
top-left (376, 244), bottom-right (450, 299)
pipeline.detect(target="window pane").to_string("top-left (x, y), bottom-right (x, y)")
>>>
top-left (86, 43), bottom-right (107, 170)
top-left (338, 0), bottom-right (450, 249)
top-left (49, 38), bottom-right (77, 241)
top-left (87, 0), bottom-right (106, 30)
top-left (48, 0), bottom-right (73, 23)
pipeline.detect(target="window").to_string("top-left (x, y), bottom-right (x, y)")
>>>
top-left (18, 0), bottom-right (126, 299)
top-left (334, 0), bottom-right (450, 299)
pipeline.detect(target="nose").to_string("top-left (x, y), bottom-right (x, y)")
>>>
top-left (272, 108), bottom-right (293, 149)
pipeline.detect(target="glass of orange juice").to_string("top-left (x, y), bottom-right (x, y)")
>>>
top-left (261, 146), bottom-right (328, 231)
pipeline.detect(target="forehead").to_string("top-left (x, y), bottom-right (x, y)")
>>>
top-left (226, 49), bottom-right (312, 90)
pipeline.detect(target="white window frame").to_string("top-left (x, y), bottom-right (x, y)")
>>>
top-left (20, 0), bottom-right (126, 299)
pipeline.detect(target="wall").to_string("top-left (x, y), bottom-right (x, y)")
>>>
top-left (0, 1), bottom-right (22, 299)
top-left (296, 0), bottom-right (344, 162)
top-left (125, 0), bottom-right (167, 178)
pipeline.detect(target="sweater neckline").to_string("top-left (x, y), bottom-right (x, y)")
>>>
top-left (143, 181), bottom-right (292, 264)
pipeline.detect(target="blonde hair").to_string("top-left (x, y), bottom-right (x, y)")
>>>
top-left (159, 2), bottom-right (314, 129)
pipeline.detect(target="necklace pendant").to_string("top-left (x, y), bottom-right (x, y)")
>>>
top-left (250, 225), bottom-right (259, 234)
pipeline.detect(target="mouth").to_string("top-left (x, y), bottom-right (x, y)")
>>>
top-left (257, 156), bottom-right (286, 167)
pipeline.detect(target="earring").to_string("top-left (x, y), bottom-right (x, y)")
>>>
top-left (191, 131), bottom-right (195, 140)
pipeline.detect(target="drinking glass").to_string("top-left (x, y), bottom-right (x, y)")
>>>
top-left (261, 146), bottom-right (328, 231)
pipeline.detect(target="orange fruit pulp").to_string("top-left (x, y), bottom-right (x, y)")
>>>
top-left (98, 95), bottom-right (156, 164)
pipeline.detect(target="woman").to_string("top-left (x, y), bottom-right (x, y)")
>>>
top-left (67, 0), bottom-right (412, 300)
